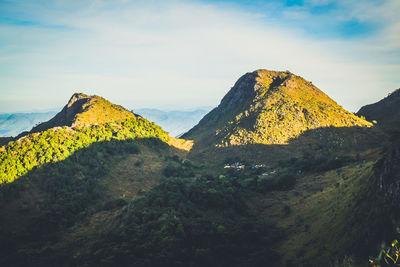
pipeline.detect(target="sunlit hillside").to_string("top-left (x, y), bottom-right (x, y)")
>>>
top-left (183, 70), bottom-right (371, 146)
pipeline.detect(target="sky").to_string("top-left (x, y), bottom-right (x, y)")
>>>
top-left (0, 0), bottom-right (399, 113)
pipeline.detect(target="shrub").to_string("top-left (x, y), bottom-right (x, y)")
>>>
top-left (370, 239), bottom-right (400, 267)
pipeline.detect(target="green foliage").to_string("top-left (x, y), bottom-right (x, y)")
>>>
top-left (0, 139), bottom-right (144, 229)
top-left (282, 205), bottom-right (291, 216)
top-left (163, 163), bottom-right (195, 178)
top-left (0, 150), bottom-right (281, 266)
top-left (221, 163), bottom-right (297, 192)
top-left (0, 137), bottom-right (176, 266)
top-left (330, 255), bottom-right (356, 267)
top-left (94, 172), bottom-right (280, 266)
top-left (370, 239), bottom-right (400, 267)
top-left (279, 154), bottom-right (354, 174)
top-left (257, 174), bottom-right (296, 191)
top-left (0, 117), bottom-right (168, 184)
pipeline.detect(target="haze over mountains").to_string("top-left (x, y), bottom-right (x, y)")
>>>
top-left (0, 69), bottom-right (399, 266)
top-left (0, 112), bottom-right (56, 137)
top-left (0, 107), bottom-right (209, 138)
top-left (132, 108), bottom-right (210, 137)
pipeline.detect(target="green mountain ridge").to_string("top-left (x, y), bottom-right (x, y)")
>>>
top-left (0, 93), bottom-right (192, 184)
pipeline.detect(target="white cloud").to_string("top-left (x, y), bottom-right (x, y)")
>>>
top-left (0, 0), bottom-right (399, 113)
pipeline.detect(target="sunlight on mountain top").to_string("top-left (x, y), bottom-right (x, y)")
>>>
top-left (184, 69), bottom-right (372, 146)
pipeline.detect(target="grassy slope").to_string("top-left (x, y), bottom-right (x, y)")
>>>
top-left (73, 95), bottom-right (136, 126)
top-left (184, 70), bottom-right (371, 147)
top-left (101, 140), bottom-right (191, 199)
top-left (253, 159), bottom-right (380, 266)
top-left (57, 141), bottom-right (190, 263)
top-left (187, 124), bottom-right (387, 266)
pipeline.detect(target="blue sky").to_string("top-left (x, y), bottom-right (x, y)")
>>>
top-left (0, 0), bottom-right (399, 113)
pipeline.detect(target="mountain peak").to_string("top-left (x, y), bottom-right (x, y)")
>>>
top-left (217, 69), bottom-right (325, 113)
top-left (67, 92), bottom-right (90, 107)
top-left (28, 93), bottom-right (135, 134)
top-left (183, 69), bottom-right (371, 146)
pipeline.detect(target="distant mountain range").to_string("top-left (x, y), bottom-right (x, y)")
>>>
top-left (0, 107), bottom-right (211, 138)
top-left (133, 108), bottom-right (211, 137)
top-left (0, 111), bottom-right (57, 137)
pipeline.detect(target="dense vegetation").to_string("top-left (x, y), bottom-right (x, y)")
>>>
top-left (0, 117), bottom-right (168, 184)
top-left (90, 167), bottom-right (281, 266)
top-left (0, 137), bottom-right (170, 265)
top-left (0, 138), bottom-right (143, 228)
top-left (0, 140), bottom-right (284, 267)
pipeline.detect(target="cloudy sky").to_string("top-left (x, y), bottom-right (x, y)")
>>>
top-left (0, 0), bottom-right (399, 113)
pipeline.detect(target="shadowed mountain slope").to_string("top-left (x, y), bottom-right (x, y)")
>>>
top-left (357, 88), bottom-right (400, 131)
top-left (183, 70), bottom-right (371, 146)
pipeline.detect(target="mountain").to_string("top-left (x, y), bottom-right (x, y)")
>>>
top-left (183, 70), bottom-right (371, 146)
top-left (181, 70), bottom-right (395, 265)
top-left (28, 93), bottom-right (137, 134)
top-left (357, 88), bottom-right (400, 131)
top-left (0, 93), bottom-right (191, 184)
top-left (0, 111), bottom-right (56, 137)
top-left (0, 81), bottom-right (398, 267)
top-left (0, 93), bottom-right (274, 267)
top-left (133, 108), bottom-right (211, 137)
